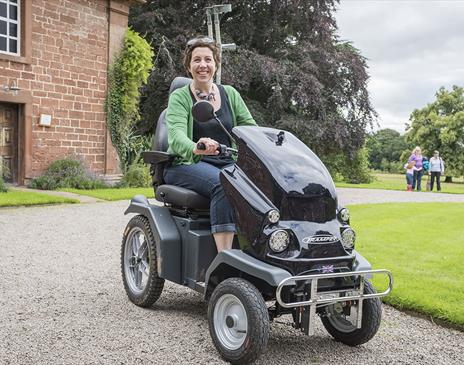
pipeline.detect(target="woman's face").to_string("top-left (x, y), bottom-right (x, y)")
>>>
top-left (189, 47), bottom-right (216, 84)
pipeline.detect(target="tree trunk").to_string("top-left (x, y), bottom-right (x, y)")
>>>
top-left (444, 176), bottom-right (453, 183)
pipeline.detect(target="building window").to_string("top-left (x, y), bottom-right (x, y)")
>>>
top-left (0, 0), bottom-right (20, 55)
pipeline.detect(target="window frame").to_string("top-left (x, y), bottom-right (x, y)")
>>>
top-left (0, 0), bottom-right (21, 56)
top-left (0, 0), bottom-right (31, 64)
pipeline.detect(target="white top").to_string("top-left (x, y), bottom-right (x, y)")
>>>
top-left (429, 157), bottom-right (444, 173)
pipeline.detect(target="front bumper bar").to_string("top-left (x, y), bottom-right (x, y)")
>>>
top-left (275, 269), bottom-right (393, 335)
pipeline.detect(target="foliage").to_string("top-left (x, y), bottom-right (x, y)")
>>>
top-left (118, 163), bottom-right (152, 188)
top-left (366, 129), bottom-right (409, 171)
top-left (106, 28), bottom-right (154, 171)
top-left (0, 164), bottom-right (10, 192)
top-left (120, 130), bottom-right (152, 171)
top-left (129, 0), bottom-right (376, 180)
top-left (406, 85), bottom-right (464, 178)
top-left (29, 158), bottom-right (107, 190)
top-left (337, 147), bottom-right (373, 184)
top-left (350, 202), bottom-right (464, 326)
top-left (0, 175), bottom-right (7, 193)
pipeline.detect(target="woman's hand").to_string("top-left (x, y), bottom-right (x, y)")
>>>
top-left (193, 137), bottom-right (220, 155)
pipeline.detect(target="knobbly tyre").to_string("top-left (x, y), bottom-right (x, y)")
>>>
top-left (121, 77), bottom-right (393, 364)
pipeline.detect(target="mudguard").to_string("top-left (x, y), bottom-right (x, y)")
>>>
top-left (124, 195), bottom-right (182, 283)
top-left (204, 249), bottom-right (292, 298)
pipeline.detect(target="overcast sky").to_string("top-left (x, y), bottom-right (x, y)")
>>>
top-left (335, 0), bottom-right (464, 133)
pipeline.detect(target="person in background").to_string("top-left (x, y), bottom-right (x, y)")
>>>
top-left (429, 150), bottom-right (445, 191)
top-left (404, 160), bottom-right (415, 191)
top-left (408, 146), bottom-right (424, 191)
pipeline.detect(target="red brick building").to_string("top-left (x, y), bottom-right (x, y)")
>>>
top-left (0, 0), bottom-right (141, 185)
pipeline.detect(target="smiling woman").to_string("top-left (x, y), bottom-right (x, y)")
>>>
top-left (163, 36), bottom-right (257, 253)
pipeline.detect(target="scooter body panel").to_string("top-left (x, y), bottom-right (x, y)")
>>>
top-left (124, 195), bottom-right (182, 284)
top-left (172, 215), bottom-right (217, 289)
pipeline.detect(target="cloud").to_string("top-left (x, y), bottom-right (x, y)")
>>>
top-left (335, 0), bottom-right (464, 133)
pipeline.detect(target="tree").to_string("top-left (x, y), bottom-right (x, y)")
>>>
top-left (366, 129), bottom-right (409, 171)
top-left (129, 0), bottom-right (376, 181)
top-left (406, 86), bottom-right (464, 181)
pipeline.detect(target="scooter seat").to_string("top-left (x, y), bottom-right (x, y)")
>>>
top-left (156, 184), bottom-right (210, 210)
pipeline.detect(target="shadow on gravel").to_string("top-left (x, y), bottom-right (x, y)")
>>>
top-left (148, 289), bottom-right (207, 319)
top-left (257, 323), bottom-right (368, 364)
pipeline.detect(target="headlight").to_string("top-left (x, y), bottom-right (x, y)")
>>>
top-left (339, 208), bottom-right (350, 223)
top-left (341, 228), bottom-right (356, 249)
top-left (269, 230), bottom-right (289, 252)
top-left (267, 209), bottom-right (280, 224)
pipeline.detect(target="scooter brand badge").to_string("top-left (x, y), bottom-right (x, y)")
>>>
top-left (302, 235), bottom-right (338, 244)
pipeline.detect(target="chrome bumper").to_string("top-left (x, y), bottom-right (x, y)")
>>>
top-left (275, 269), bottom-right (393, 335)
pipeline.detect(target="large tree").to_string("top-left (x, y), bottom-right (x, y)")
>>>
top-left (406, 85), bottom-right (464, 180)
top-left (129, 0), bottom-right (376, 178)
top-left (366, 129), bottom-right (409, 171)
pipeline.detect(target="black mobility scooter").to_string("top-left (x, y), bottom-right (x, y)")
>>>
top-left (121, 78), bottom-right (393, 364)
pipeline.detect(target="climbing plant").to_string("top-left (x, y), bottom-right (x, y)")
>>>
top-left (106, 28), bottom-right (154, 171)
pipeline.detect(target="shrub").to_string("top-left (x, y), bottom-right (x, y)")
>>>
top-left (119, 163), bottom-right (151, 188)
top-left (0, 175), bottom-right (7, 193)
top-left (29, 158), bottom-right (107, 190)
top-left (106, 28), bottom-right (153, 171)
top-left (341, 148), bottom-right (373, 184)
top-left (29, 175), bottom-right (58, 190)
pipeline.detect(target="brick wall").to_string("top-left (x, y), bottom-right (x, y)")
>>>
top-left (8, 0), bottom-right (110, 176)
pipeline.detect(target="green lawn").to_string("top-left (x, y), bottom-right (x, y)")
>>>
top-left (337, 173), bottom-right (464, 194)
top-left (0, 189), bottom-right (78, 207)
top-left (349, 202), bottom-right (464, 326)
top-left (62, 187), bottom-right (154, 201)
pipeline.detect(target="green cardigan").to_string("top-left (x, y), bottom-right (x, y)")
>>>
top-left (166, 84), bottom-right (257, 165)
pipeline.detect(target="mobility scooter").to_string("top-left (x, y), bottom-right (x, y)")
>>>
top-left (121, 77), bottom-right (393, 364)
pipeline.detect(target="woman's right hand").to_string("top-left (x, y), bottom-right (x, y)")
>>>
top-left (193, 137), bottom-right (219, 155)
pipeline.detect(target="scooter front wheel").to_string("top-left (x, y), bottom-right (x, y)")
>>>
top-left (121, 215), bottom-right (164, 307)
top-left (320, 280), bottom-right (381, 346)
top-left (208, 278), bottom-right (269, 364)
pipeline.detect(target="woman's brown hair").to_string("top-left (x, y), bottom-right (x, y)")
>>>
top-left (183, 36), bottom-right (221, 76)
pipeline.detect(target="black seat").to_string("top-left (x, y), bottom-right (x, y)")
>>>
top-left (143, 77), bottom-right (210, 210)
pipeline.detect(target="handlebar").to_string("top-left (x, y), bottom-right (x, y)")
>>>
top-left (196, 142), bottom-right (237, 156)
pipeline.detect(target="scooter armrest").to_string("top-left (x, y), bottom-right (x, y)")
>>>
top-left (143, 151), bottom-right (175, 165)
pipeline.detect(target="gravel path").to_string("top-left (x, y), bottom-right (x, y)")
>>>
top-left (1, 191), bottom-right (463, 364)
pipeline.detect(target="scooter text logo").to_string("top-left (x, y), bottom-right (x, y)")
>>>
top-left (302, 235), bottom-right (338, 244)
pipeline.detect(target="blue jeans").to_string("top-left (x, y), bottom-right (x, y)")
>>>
top-left (413, 169), bottom-right (423, 191)
top-left (164, 161), bottom-right (236, 234)
top-left (406, 173), bottom-right (413, 186)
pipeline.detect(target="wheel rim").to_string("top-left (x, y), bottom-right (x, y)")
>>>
top-left (124, 227), bottom-right (150, 295)
top-left (325, 302), bottom-right (358, 333)
top-left (213, 294), bottom-right (248, 350)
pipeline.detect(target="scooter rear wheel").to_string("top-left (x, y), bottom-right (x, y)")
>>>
top-left (208, 278), bottom-right (269, 364)
top-left (121, 215), bottom-right (164, 307)
top-left (320, 280), bottom-right (381, 346)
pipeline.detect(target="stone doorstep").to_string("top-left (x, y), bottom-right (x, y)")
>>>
top-left (98, 174), bottom-right (123, 187)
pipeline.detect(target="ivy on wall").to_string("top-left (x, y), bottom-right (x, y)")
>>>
top-left (106, 28), bottom-right (154, 171)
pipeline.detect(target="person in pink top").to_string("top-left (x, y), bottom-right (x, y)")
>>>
top-left (408, 146), bottom-right (424, 191)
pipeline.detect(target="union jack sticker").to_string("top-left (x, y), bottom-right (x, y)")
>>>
top-left (320, 265), bottom-right (334, 273)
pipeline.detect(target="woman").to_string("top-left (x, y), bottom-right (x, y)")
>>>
top-left (164, 36), bottom-right (256, 252)
top-left (429, 150), bottom-right (445, 191)
top-left (408, 146), bottom-right (423, 191)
